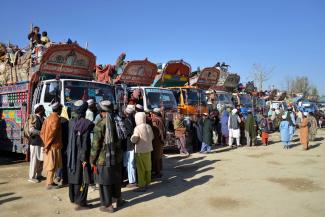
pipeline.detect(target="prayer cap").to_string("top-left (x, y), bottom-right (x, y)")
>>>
top-left (99, 100), bottom-right (113, 112)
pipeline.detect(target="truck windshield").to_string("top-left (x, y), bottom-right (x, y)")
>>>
top-left (145, 88), bottom-right (177, 110)
top-left (186, 89), bottom-right (207, 105)
top-left (216, 93), bottom-right (232, 104)
top-left (63, 81), bottom-right (115, 106)
top-left (239, 94), bottom-right (252, 108)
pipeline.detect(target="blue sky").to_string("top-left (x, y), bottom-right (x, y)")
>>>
top-left (1, 0), bottom-right (324, 94)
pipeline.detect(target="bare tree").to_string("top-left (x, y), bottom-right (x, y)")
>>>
top-left (252, 64), bottom-right (273, 91)
top-left (310, 85), bottom-right (319, 97)
top-left (290, 76), bottom-right (310, 94)
top-left (286, 76), bottom-right (320, 99)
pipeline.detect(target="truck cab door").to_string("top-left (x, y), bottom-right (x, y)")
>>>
top-left (115, 85), bottom-right (127, 116)
top-left (39, 81), bottom-right (61, 116)
top-left (31, 84), bottom-right (42, 114)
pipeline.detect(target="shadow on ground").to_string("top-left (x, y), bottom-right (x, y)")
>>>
top-left (0, 192), bottom-right (22, 205)
top-left (309, 143), bottom-right (321, 150)
top-left (90, 156), bottom-right (216, 209)
top-left (0, 151), bottom-right (25, 166)
top-left (313, 137), bottom-right (324, 142)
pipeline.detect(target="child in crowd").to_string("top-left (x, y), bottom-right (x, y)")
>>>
top-left (41, 31), bottom-right (50, 45)
top-left (259, 114), bottom-right (269, 145)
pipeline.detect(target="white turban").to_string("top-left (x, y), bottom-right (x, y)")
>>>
top-left (87, 99), bottom-right (95, 106)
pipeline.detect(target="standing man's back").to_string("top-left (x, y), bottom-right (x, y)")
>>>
top-left (40, 102), bottom-right (63, 190)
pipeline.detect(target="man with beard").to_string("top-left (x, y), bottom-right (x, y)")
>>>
top-left (90, 101), bottom-right (124, 213)
top-left (150, 108), bottom-right (165, 178)
top-left (67, 100), bottom-right (94, 210)
top-left (28, 104), bottom-right (46, 183)
top-left (123, 107), bottom-right (136, 187)
top-left (86, 99), bottom-right (97, 122)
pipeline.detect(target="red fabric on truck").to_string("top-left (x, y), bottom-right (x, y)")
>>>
top-left (95, 64), bottom-right (115, 83)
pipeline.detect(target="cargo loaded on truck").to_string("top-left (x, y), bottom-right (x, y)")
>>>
top-left (0, 43), bottom-right (115, 153)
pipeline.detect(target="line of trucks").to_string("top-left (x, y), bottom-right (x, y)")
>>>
top-left (1, 42), bottom-right (292, 154)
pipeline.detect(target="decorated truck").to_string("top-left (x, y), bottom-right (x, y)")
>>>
top-left (105, 58), bottom-right (180, 149)
top-left (154, 60), bottom-right (220, 116)
top-left (0, 43), bottom-right (116, 153)
top-left (208, 65), bottom-right (240, 112)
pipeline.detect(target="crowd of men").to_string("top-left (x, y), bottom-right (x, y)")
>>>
top-left (22, 29), bottom-right (321, 210)
top-left (173, 105), bottom-right (319, 153)
top-left (26, 99), bottom-right (166, 212)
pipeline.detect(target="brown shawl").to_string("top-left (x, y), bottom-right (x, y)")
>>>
top-left (40, 112), bottom-right (62, 151)
top-left (152, 115), bottom-right (165, 141)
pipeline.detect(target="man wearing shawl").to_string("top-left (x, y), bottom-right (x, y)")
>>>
top-left (150, 108), bottom-right (165, 178)
top-left (173, 113), bottom-right (190, 156)
top-left (285, 107), bottom-right (296, 140)
top-left (40, 102), bottom-right (63, 189)
top-left (131, 112), bottom-right (154, 192)
top-left (67, 100), bottom-right (94, 210)
top-left (193, 116), bottom-right (203, 152)
top-left (299, 112), bottom-right (310, 150)
top-left (245, 110), bottom-right (257, 146)
top-left (90, 101), bottom-right (123, 213)
top-left (56, 106), bottom-right (71, 187)
top-left (201, 113), bottom-right (213, 153)
top-left (279, 115), bottom-right (291, 149)
top-left (123, 107), bottom-right (136, 187)
top-left (308, 112), bottom-right (318, 141)
top-left (220, 110), bottom-right (229, 146)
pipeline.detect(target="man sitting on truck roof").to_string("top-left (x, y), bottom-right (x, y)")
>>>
top-left (28, 26), bottom-right (41, 48)
top-left (41, 31), bottom-right (50, 45)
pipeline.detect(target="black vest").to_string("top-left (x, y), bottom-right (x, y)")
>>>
top-left (29, 116), bottom-right (43, 146)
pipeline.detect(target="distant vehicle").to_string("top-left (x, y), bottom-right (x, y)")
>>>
top-left (253, 96), bottom-right (267, 114)
top-left (128, 86), bottom-right (178, 112)
top-left (297, 100), bottom-right (318, 113)
top-left (128, 86), bottom-right (180, 149)
top-left (267, 100), bottom-right (288, 111)
top-left (170, 86), bottom-right (208, 116)
top-left (207, 90), bottom-right (234, 111)
top-left (153, 61), bottom-right (219, 117)
top-left (233, 93), bottom-right (253, 116)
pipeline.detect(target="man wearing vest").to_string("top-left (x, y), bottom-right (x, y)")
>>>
top-left (28, 104), bottom-right (46, 183)
top-left (228, 108), bottom-right (241, 147)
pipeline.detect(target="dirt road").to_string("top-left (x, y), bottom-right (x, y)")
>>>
top-left (1, 130), bottom-right (325, 217)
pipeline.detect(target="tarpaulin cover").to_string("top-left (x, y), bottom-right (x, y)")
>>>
top-left (95, 64), bottom-right (115, 83)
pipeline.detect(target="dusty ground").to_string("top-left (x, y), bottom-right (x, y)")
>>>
top-left (1, 130), bottom-right (325, 217)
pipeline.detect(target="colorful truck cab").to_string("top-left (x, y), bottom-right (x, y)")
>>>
top-left (0, 44), bottom-right (115, 153)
